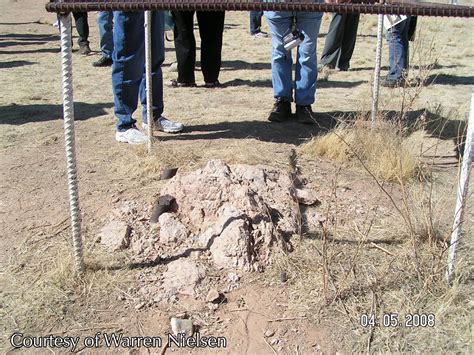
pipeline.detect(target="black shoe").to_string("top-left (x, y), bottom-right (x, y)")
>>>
top-left (92, 56), bottom-right (112, 67)
top-left (268, 98), bottom-right (291, 122)
top-left (203, 81), bottom-right (221, 88)
top-left (296, 105), bottom-right (317, 125)
top-left (168, 79), bottom-right (197, 88)
top-left (78, 43), bottom-right (91, 55)
top-left (381, 77), bottom-right (408, 88)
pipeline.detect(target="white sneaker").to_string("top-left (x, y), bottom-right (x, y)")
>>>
top-left (252, 31), bottom-right (269, 39)
top-left (115, 127), bottom-right (147, 144)
top-left (142, 116), bottom-right (184, 134)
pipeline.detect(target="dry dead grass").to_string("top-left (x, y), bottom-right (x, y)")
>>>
top-left (299, 121), bottom-right (427, 183)
top-left (0, 231), bottom-right (134, 350)
top-left (269, 176), bottom-right (473, 352)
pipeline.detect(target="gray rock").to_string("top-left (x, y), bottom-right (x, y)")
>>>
top-left (100, 220), bottom-right (131, 251)
top-left (159, 213), bottom-right (188, 244)
top-left (227, 272), bottom-right (240, 283)
top-left (264, 329), bottom-right (275, 337)
top-left (206, 289), bottom-right (220, 303)
top-left (295, 188), bottom-right (320, 206)
top-left (170, 317), bottom-right (193, 336)
top-left (162, 259), bottom-right (204, 296)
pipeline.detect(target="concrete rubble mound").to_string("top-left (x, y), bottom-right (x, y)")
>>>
top-left (159, 160), bottom-right (301, 271)
top-left (99, 160), bottom-right (314, 302)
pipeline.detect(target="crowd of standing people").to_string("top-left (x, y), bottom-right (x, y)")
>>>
top-left (66, 5), bottom-right (416, 144)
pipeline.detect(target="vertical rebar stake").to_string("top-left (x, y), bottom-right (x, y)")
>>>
top-left (59, 13), bottom-right (85, 273)
top-left (447, 93), bottom-right (474, 283)
top-left (145, 10), bottom-right (154, 154)
top-left (371, 13), bottom-right (384, 127)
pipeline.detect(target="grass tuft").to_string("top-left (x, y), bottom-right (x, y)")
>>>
top-left (299, 122), bottom-right (428, 183)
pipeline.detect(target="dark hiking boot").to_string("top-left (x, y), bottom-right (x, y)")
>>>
top-left (268, 98), bottom-right (291, 122)
top-left (93, 56), bottom-right (112, 67)
top-left (296, 105), bottom-right (317, 125)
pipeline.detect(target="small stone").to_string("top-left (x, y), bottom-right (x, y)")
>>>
top-left (208, 303), bottom-right (219, 311)
top-left (227, 272), bottom-right (240, 283)
top-left (117, 295), bottom-right (125, 301)
top-left (170, 317), bottom-right (193, 336)
top-left (159, 213), bottom-right (188, 244)
top-left (100, 220), bottom-right (131, 251)
top-left (295, 188), bottom-right (320, 206)
top-left (162, 259), bottom-right (205, 296)
top-left (206, 289), bottom-right (220, 303)
top-left (264, 329), bottom-right (275, 337)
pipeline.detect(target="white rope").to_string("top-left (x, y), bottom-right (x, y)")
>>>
top-left (59, 14), bottom-right (85, 273)
top-left (145, 11), bottom-right (154, 154)
top-left (371, 14), bottom-right (384, 127)
top-left (446, 93), bottom-right (474, 282)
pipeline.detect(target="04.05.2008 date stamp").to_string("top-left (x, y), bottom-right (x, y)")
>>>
top-left (360, 313), bottom-right (435, 328)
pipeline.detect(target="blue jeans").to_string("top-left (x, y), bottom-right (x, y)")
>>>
top-left (265, 11), bottom-right (322, 105)
top-left (112, 11), bottom-right (165, 132)
top-left (97, 11), bottom-right (113, 59)
top-left (386, 17), bottom-right (411, 81)
top-left (250, 11), bottom-right (263, 35)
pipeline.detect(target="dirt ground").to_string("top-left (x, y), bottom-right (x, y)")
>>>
top-left (1, 0), bottom-right (473, 353)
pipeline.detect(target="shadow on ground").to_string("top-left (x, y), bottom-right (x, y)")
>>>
top-left (223, 79), bottom-right (365, 88)
top-left (159, 111), bottom-right (353, 145)
top-left (0, 47), bottom-right (60, 55)
top-left (221, 60), bottom-right (272, 71)
top-left (0, 33), bottom-right (59, 41)
top-left (0, 60), bottom-right (36, 69)
top-left (158, 108), bottom-right (466, 152)
top-left (424, 73), bottom-right (474, 86)
top-left (0, 102), bottom-right (114, 125)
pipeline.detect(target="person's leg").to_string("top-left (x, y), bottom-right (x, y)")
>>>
top-left (112, 11), bottom-right (144, 132)
top-left (250, 11), bottom-right (262, 35)
top-left (319, 13), bottom-right (344, 69)
top-left (294, 12), bottom-right (322, 106)
top-left (386, 17), bottom-right (411, 82)
top-left (403, 17), bottom-right (412, 70)
top-left (139, 11), bottom-right (165, 123)
top-left (72, 12), bottom-right (90, 48)
top-left (265, 13), bottom-right (293, 102)
top-left (196, 11), bottom-right (225, 84)
top-left (172, 11), bottom-right (196, 84)
top-left (97, 11), bottom-right (114, 59)
top-left (338, 13), bottom-right (359, 70)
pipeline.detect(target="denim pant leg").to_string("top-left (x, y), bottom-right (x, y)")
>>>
top-left (294, 13), bottom-right (321, 106)
top-left (97, 11), bottom-right (114, 59)
top-left (386, 17), bottom-right (411, 81)
top-left (265, 13), bottom-right (293, 102)
top-left (113, 11), bottom-right (143, 131)
top-left (250, 11), bottom-right (263, 35)
top-left (139, 11), bottom-right (165, 123)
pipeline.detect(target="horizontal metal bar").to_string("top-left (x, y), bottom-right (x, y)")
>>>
top-left (45, 1), bottom-right (474, 18)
